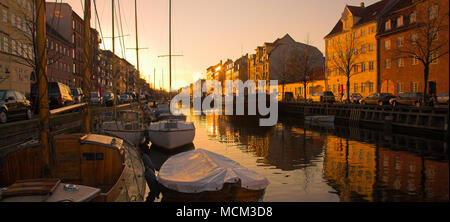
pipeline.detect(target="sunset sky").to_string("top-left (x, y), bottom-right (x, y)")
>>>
top-left (61, 0), bottom-right (379, 91)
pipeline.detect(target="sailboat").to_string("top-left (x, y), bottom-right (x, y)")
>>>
top-left (147, 0), bottom-right (195, 150)
top-left (0, 0), bottom-right (146, 202)
top-left (100, 0), bottom-right (147, 146)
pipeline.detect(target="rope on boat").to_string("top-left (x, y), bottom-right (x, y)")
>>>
top-left (142, 153), bottom-right (161, 202)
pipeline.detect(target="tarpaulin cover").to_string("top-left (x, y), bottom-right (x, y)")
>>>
top-left (157, 149), bottom-right (269, 193)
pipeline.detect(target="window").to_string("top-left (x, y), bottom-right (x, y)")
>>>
top-left (361, 83), bottom-right (365, 93)
top-left (430, 28), bottom-right (438, 41)
top-left (397, 82), bottom-right (404, 95)
top-left (11, 40), bottom-right (16, 55)
top-left (354, 83), bottom-right (359, 93)
top-left (410, 82), bottom-right (418, 92)
top-left (411, 56), bottom-right (418, 65)
top-left (430, 51), bottom-right (438, 64)
top-left (397, 16), bottom-right (404, 27)
top-left (369, 61), bottom-right (374, 71)
top-left (361, 45), bottom-right (366, 53)
top-left (397, 57), bottom-right (404, 67)
top-left (385, 59), bottom-right (391, 69)
top-left (2, 8), bottom-right (7, 23)
top-left (368, 82), bottom-right (374, 93)
top-left (428, 5), bottom-right (438, 20)
top-left (410, 12), bottom-right (416, 23)
top-left (397, 37), bottom-right (404, 47)
top-left (385, 20), bottom-right (391, 31)
top-left (368, 43), bottom-right (374, 52)
top-left (354, 64), bottom-right (359, 73)
top-left (385, 40), bottom-right (391, 50)
top-left (411, 34), bottom-right (418, 45)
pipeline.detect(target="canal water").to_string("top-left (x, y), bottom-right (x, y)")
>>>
top-left (146, 110), bottom-right (449, 202)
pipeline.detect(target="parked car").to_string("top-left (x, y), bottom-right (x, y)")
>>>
top-left (71, 88), bottom-right (84, 104)
top-left (390, 92), bottom-right (425, 107)
top-left (103, 92), bottom-right (115, 107)
top-left (309, 91), bottom-right (335, 103)
top-left (360, 93), bottom-right (395, 106)
top-left (90, 91), bottom-right (102, 105)
top-left (0, 90), bottom-right (32, 123)
top-left (282, 92), bottom-right (295, 102)
top-left (433, 92), bottom-right (449, 105)
top-left (337, 93), bottom-right (363, 104)
top-left (30, 82), bottom-right (75, 113)
top-left (119, 94), bottom-right (132, 104)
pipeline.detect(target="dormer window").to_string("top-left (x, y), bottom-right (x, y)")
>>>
top-left (410, 12), bottom-right (416, 23)
top-left (397, 16), bottom-right (403, 27)
top-left (345, 20), bottom-right (350, 29)
top-left (428, 4), bottom-right (438, 20)
top-left (385, 20), bottom-right (391, 31)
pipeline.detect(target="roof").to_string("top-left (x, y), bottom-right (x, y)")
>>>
top-left (325, 0), bottom-right (393, 38)
top-left (376, 0), bottom-right (416, 37)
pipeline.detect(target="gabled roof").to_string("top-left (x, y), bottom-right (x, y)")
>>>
top-left (325, 0), bottom-right (392, 38)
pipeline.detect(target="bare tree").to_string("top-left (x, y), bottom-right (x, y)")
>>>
top-left (7, 1), bottom-right (69, 85)
top-left (328, 32), bottom-right (361, 103)
top-left (396, 0), bottom-right (449, 105)
top-left (285, 40), bottom-right (317, 102)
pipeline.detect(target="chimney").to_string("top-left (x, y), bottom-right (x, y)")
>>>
top-left (360, 2), bottom-right (365, 7)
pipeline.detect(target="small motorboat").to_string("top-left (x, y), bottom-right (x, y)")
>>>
top-left (304, 115), bottom-right (335, 124)
top-left (147, 119), bottom-right (195, 150)
top-left (101, 110), bottom-right (147, 146)
top-left (156, 149), bottom-right (269, 202)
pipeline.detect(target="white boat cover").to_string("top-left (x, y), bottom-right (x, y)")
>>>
top-left (157, 149), bottom-right (269, 193)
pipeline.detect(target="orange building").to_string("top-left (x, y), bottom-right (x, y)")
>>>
top-left (377, 0), bottom-right (449, 95)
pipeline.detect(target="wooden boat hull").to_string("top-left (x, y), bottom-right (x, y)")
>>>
top-left (0, 134), bottom-right (147, 202)
top-left (147, 128), bottom-right (195, 150)
top-left (160, 182), bottom-right (266, 202)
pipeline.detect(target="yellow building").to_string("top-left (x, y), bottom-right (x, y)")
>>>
top-left (278, 80), bottom-right (325, 102)
top-left (325, 1), bottom-right (391, 98)
top-left (0, 0), bottom-right (34, 96)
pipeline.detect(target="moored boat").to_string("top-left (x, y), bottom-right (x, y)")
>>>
top-left (0, 134), bottom-right (147, 202)
top-left (101, 110), bottom-right (147, 146)
top-left (0, 179), bottom-right (101, 202)
top-left (156, 149), bottom-right (269, 202)
top-left (147, 119), bottom-right (195, 150)
top-left (304, 115), bottom-right (335, 124)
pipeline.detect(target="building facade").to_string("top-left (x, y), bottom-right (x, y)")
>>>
top-left (46, 2), bottom-right (100, 90)
top-left (0, 0), bottom-right (34, 96)
top-left (377, 0), bottom-right (449, 96)
top-left (46, 24), bottom-right (73, 87)
top-left (324, 1), bottom-right (393, 98)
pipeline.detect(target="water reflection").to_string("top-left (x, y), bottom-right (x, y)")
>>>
top-left (146, 110), bottom-right (448, 202)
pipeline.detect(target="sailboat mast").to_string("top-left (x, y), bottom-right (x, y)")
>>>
top-left (112, 0), bottom-right (117, 120)
top-left (35, 0), bottom-right (50, 166)
top-left (83, 0), bottom-right (92, 133)
top-left (135, 0), bottom-right (141, 106)
top-left (169, 0), bottom-right (172, 94)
